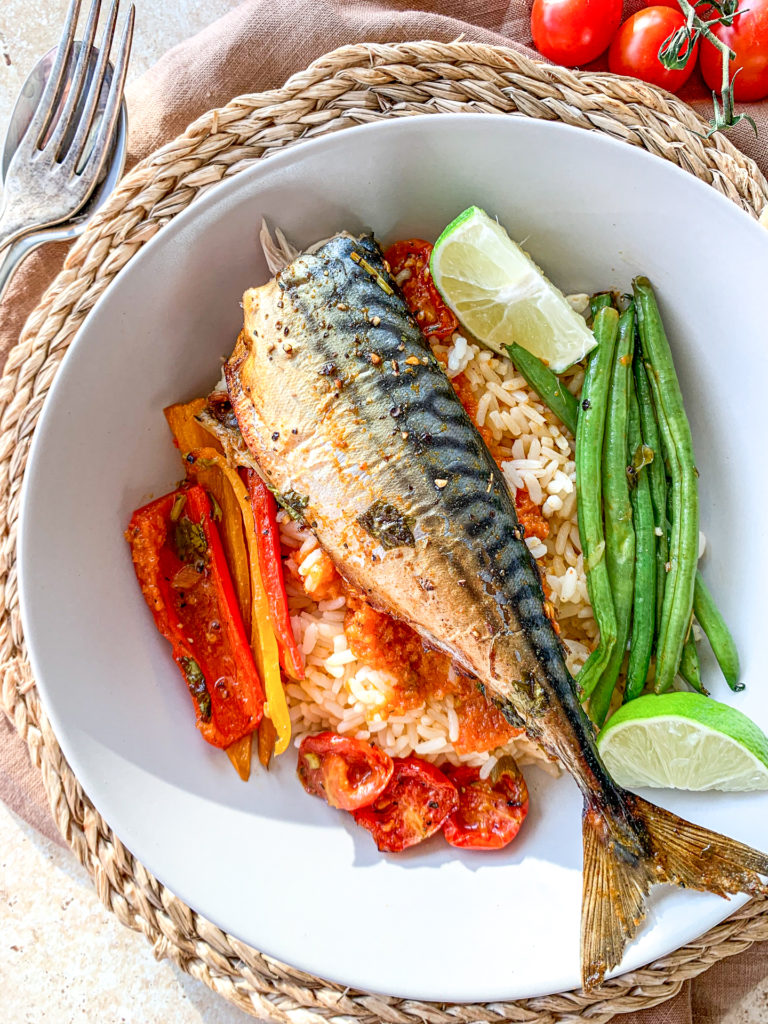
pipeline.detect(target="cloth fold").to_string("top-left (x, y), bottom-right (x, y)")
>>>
top-left (1, 2), bottom-right (767, 1020)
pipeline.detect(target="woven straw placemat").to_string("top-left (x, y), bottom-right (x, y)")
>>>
top-left (2, 39), bottom-right (768, 1024)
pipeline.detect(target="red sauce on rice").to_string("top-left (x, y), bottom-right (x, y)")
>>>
top-left (343, 591), bottom-right (522, 754)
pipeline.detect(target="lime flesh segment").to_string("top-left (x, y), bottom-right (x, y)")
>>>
top-left (597, 693), bottom-right (768, 792)
top-left (430, 207), bottom-right (597, 372)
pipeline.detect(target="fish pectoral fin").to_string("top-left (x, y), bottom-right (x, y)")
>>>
top-left (580, 793), bottom-right (768, 992)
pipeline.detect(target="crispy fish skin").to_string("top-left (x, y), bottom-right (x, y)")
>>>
top-left (226, 233), bottom-right (768, 990)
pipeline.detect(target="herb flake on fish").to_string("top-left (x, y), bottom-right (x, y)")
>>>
top-left (357, 500), bottom-right (415, 550)
top-left (277, 490), bottom-right (309, 523)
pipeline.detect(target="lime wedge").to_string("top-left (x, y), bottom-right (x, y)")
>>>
top-left (430, 207), bottom-right (597, 372)
top-left (597, 693), bottom-right (768, 792)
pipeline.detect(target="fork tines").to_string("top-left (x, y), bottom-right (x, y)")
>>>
top-left (25, 0), bottom-right (135, 175)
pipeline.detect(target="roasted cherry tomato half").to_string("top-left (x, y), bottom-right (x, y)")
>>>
top-left (442, 758), bottom-right (529, 850)
top-left (531, 0), bottom-right (623, 67)
top-left (383, 239), bottom-right (459, 340)
top-left (353, 756), bottom-right (458, 852)
top-left (609, 7), bottom-right (699, 93)
top-left (298, 732), bottom-right (394, 811)
top-left (700, 0), bottom-right (768, 102)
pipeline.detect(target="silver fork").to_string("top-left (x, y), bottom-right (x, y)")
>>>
top-left (0, 0), bottom-right (135, 253)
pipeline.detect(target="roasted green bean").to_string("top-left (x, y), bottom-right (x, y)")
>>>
top-left (633, 353), bottom-right (668, 635)
top-left (505, 343), bottom-right (579, 435)
top-left (575, 306), bottom-right (620, 699)
top-left (624, 381), bottom-right (656, 702)
top-left (589, 303), bottom-right (636, 726)
top-left (693, 570), bottom-right (742, 691)
top-left (634, 278), bottom-right (698, 694)
top-left (590, 293), bottom-right (613, 318)
top-left (679, 629), bottom-right (705, 694)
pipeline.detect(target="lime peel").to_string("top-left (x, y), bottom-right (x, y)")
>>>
top-left (597, 692), bottom-right (768, 792)
top-left (430, 206), bottom-right (597, 373)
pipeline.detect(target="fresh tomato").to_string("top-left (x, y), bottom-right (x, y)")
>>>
top-left (298, 732), bottom-right (394, 811)
top-left (531, 0), bottom-right (623, 67)
top-left (383, 239), bottom-right (459, 340)
top-left (353, 756), bottom-right (458, 852)
top-left (700, 0), bottom-right (768, 101)
top-left (442, 759), bottom-right (529, 850)
top-left (609, 7), bottom-right (699, 93)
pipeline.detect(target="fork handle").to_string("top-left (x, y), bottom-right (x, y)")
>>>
top-left (0, 205), bottom-right (33, 255)
top-left (0, 232), bottom-right (44, 306)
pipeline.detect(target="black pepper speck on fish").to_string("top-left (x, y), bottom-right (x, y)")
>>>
top-left (225, 232), bottom-right (768, 990)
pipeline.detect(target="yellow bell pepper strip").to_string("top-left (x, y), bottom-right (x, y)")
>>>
top-left (164, 400), bottom-right (252, 636)
top-left (186, 448), bottom-right (291, 755)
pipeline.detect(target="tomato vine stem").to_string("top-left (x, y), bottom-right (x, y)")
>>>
top-left (659, 0), bottom-right (757, 136)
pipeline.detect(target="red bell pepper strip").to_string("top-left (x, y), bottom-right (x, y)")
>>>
top-left (244, 469), bottom-right (305, 680)
top-left (125, 484), bottom-right (265, 748)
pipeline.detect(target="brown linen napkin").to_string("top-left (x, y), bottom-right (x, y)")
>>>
top-left (2, 2), bottom-right (767, 1018)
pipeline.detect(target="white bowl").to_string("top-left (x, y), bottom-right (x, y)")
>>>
top-left (18, 114), bottom-right (768, 1002)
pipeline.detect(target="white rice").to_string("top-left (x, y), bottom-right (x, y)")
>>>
top-left (277, 329), bottom-right (601, 776)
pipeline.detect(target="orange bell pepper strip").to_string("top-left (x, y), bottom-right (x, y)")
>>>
top-left (226, 734), bottom-right (255, 781)
top-left (164, 400), bottom-right (252, 636)
top-left (245, 469), bottom-right (304, 681)
top-left (125, 484), bottom-right (264, 750)
top-left (258, 716), bottom-right (277, 769)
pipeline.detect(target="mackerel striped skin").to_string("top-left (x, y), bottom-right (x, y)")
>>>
top-left (226, 232), bottom-right (619, 801)
top-left (226, 232), bottom-right (768, 990)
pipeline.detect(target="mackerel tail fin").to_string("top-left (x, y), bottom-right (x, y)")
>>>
top-left (581, 793), bottom-right (768, 991)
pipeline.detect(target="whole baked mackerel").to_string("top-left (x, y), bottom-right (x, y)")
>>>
top-left (225, 232), bottom-right (768, 989)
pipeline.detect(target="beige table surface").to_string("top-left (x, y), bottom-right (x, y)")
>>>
top-left (0, 3), bottom-right (263, 1020)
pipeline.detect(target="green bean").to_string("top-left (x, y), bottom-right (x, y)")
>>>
top-left (590, 293), bottom-right (613, 319)
top-left (624, 381), bottom-right (656, 702)
top-left (632, 352), bottom-right (668, 635)
top-left (634, 278), bottom-right (698, 694)
top-left (505, 344), bottom-right (579, 435)
top-left (679, 628), bottom-right (706, 694)
top-left (589, 303), bottom-right (636, 726)
top-left (693, 570), bottom-right (742, 691)
top-left (575, 306), bottom-right (620, 700)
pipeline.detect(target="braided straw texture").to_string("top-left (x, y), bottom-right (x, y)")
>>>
top-left (2, 40), bottom-right (768, 1023)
